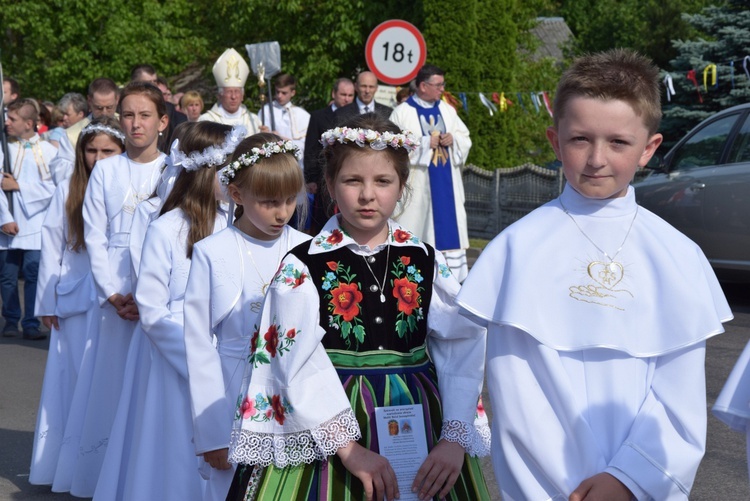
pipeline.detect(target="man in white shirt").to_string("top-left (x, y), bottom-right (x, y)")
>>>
top-left (0, 99), bottom-right (57, 339)
top-left (199, 48), bottom-right (265, 137)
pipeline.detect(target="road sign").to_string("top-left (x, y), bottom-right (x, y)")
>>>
top-left (365, 20), bottom-right (426, 86)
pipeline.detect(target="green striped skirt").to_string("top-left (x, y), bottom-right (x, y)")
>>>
top-left (228, 347), bottom-right (490, 500)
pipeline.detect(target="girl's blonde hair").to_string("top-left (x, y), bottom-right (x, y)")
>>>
top-left (228, 132), bottom-right (306, 222)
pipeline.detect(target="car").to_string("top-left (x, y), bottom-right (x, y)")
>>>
top-left (633, 103), bottom-right (750, 280)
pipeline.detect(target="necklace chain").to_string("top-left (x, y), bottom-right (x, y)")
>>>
top-left (362, 241), bottom-right (390, 303)
top-left (242, 229), bottom-right (285, 296)
top-left (559, 199), bottom-right (638, 264)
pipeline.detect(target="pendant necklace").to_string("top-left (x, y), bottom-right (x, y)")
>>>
top-left (559, 198), bottom-right (638, 287)
top-left (362, 241), bottom-right (391, 303)
top-left (242, 227), bottom-right (286, 296)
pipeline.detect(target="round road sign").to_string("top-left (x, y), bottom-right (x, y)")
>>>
top-left (365, 20), bottom-right (427, 85)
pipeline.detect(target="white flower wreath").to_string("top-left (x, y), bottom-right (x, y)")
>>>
top-left (319, 127), bottom-right (419, 152)
top-left (218, 139), bottom-right (300, 186)
top-left (172, 124), bottom-right (247, 172)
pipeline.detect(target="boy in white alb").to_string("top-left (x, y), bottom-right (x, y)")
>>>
top-left (0, 98), bottom-right (57, 339)
top-left (258, 73), bottom-right (309, 170)
top-left (457, 49), bottom-right (733, 500)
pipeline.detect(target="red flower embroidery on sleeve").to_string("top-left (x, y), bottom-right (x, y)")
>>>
top-left (271, 395), bottom-right (286, 425)
top-left (286, 328), bottom-right (296, 339)
top-left (400, 256), bottom-right (411, 266)
top-left (264, 325), bottom-right (279, 358)
top-left (392, 277), bottom-right (420, 315)
top-left (293, 273), bottom-right (308, 288)
top-left (326, 261), bottom-right (338, 271)
top-left (330, 282), bottom-right (363, 322)
top-left (393, 229), bottom-right (411, 243)
top-left (327, 229), bottom-right (344, 245)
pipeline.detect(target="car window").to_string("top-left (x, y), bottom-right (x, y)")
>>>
top-left (670, 114), bottom-right (739, 171)
top-left (727, 114), bottom-right (750, 164)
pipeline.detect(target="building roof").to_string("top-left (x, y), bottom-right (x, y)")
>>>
top-left (530, 17), bottom-right (574, 61)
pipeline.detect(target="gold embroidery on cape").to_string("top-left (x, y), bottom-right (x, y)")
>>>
top-left (568, 259), bottom-right (633, 311)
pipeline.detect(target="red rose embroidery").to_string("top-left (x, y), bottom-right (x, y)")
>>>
top-left (477, 398), bottom-right (486, 418)
top-left (326, 261), bottom-right (338, 271)
top-left (286, 328), bottom-right (296, 339)
top-left (250, 329), bottom-right (259, 354)
top-left (393, 229), bottom-right (411, 243)
top-left (293, 273), bottom-right (307, 288)
top-left (400, 256), bottom-right (411, 266)
top-left (271, 395), bottom-right (286, 425)
top-left (330, 282), bottom-right (363, 322)
top-left (392, 277), bottom-right (420, 315)
top-left (327, 229), bottom-right (343, 245)
top-left (264, 324), bottom-right (279, 358)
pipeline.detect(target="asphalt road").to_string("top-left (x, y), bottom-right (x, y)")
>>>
top-left (1, 280), bottom-right (749, 500)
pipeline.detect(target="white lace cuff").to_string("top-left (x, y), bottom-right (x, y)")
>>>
top-left (440, 419), bottom-right (491, 457)
top-left (229, 408), bottom-right (361, 468)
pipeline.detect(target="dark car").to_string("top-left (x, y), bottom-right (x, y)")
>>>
top-left (633, 103), bottom-right (750, 279)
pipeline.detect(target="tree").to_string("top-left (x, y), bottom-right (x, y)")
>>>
top-left (549, 0), bottom-right (713, 68)
top-left (0, 0), bottom-right (211, 99)
top-left (661, 4), bottom-right (750, 149)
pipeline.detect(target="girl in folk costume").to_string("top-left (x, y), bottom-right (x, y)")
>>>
top-left (68, 82), bottom-right (168, 497)
top-left (184, 132), bottom-right (310, 501)
top-left (227, 114), bottom-right (491, 501)
top-left (94, 122), bottom-right (242, 501)
top-left (29, 117), bottom-right (125, 489)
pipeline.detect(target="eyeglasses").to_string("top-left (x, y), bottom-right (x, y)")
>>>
top-left (424, 81), bottom-right (446, 89)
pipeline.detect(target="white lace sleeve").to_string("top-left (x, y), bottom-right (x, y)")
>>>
top-left (229, 408), bottom-right (361, 468)
top-left (440, 419), bottom-right (491, 457)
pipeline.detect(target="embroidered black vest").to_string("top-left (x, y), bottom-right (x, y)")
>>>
top-left (290, 243), bottom-right (435, 353)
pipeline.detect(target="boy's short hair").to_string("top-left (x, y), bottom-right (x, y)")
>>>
top-left (553, 48), bottom-right (662, 134)
top-left (274, 73), bottom-right (296, 90)
top-left (8, 98), bottom-right (39, 124)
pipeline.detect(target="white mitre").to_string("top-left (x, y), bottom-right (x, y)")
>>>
top-left (213, 48), bottom-right (250, 88)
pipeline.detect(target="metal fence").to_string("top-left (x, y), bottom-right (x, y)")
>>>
top-left (462, 164), bottom-right (653, 240)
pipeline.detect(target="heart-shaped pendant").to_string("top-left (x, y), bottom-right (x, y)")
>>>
top-left (587, 261), bottom-right (624, 289)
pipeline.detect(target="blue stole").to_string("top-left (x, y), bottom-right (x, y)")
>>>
top-left (406, 96), bottom-right (460, 250)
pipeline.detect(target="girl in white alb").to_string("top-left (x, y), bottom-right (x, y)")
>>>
top-left (68, 82), bottom-right (169, 498)
top-left (184, 132), bottom-right (310, 500)
top-left (29, 118), bottom-right (125, 490)
top-left (94, 122), bottom-right (244, 500)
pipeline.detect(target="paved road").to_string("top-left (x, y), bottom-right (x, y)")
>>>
top-left (1, 279), bottom-right (749, 500)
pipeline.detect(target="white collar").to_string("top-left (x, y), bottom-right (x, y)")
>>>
top-left (309, 215), bottom-right (427, 255)
top-left (413, 95), bottom-right (437, 108)
top-left (356, 97), bottom-right (374, 112)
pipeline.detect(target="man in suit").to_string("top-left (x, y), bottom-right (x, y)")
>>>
top-left (334, 71), bottom-right (392, 124)
top-left (303, 77), bottom-right (355, 233)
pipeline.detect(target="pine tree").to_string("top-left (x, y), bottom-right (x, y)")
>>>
top-left (661, 4), bottom-right (750, 149)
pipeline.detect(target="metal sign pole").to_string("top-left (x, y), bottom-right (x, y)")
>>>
top-left (246, 42), bottom-right (281, 133)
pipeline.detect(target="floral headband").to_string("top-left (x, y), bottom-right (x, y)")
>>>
top-left (218, 140), bottom-right (300, 186)
top-left (172, 124), bottom-right (246, 172)
top-left (80, 123), bottom-right (126, 143)
top-left (319, 127), bottom-right (419, 152)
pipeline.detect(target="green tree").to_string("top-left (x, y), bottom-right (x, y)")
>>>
top-left (0, 0), bottom-right (211, 98)
top-left (549, 0), bottom-right (713, 68)
top-left (423, 0), bottom-right (560, 168)
top-left (661, 4), bottom-right (750, 149)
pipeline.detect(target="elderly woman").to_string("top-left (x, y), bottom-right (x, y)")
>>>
top-left (180, 90), bottom-right (204, 122)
